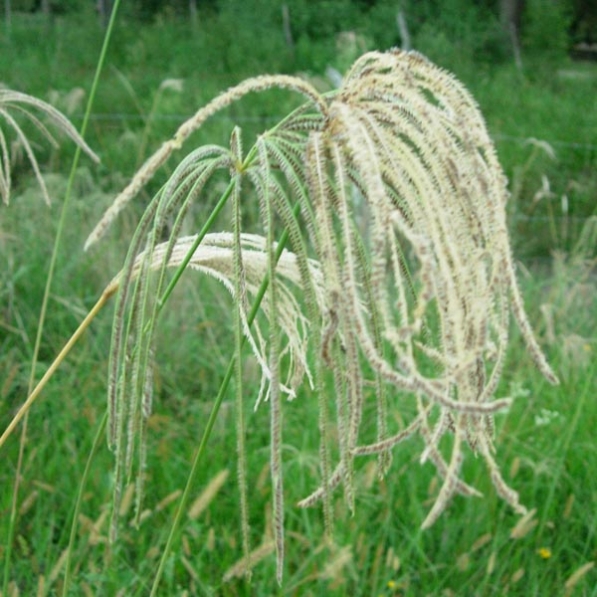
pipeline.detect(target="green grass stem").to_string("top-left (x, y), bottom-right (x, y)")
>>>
top-left (2, 4), bottom-right (121, 589)
top-left (149, 205), bottom-right (299, 595)
top-left (62, 411), bottom-right (108, 596)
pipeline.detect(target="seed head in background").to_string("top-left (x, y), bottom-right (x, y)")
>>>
top-left (0, 89), bottom-right (98, 205)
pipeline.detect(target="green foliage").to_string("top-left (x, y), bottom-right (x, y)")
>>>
top-left (470, 62), bottom-right (597, 257)
top-left (1, 195), bottom-right (595, 593)
top-left (288, 0), bottom-right (363, 40)
top-left (1, 4), bottom-right (596, 595)
top-left (523, 0), bottom-right (573, 60)
top-left (410, 0), bottom-right (508, 68)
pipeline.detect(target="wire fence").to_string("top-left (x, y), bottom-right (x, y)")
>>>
top-left (77, 111), bottom-right (597, 154)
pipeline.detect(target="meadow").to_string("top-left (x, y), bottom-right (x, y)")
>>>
top-left (1, 7), bottom-right (596, 596)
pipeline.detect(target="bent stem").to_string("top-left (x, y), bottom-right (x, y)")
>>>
top-left (62, 411), bottom-right (108, 597)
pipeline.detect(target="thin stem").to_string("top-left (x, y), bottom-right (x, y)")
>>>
top-left (537, 366), bottom-right (593, 542)
top-left (62, 412), bottom-right (109, 596)
top-left (2, 0), bottom-right (119, 592)
top-left (149, 206), bottom-right (300, 596)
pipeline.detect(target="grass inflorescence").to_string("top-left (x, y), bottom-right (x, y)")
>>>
top-left (1, 8), bottom-right (596, 597)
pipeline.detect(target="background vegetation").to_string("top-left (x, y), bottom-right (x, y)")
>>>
top-left (1, 1), bottom-right (596, 595)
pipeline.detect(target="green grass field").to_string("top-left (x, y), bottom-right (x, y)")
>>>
top-left (1, 8), bottom-right (596, 597)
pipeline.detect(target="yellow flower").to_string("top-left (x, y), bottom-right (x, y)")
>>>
top-left (387, 580), bottom-right (397, 589)
top-left (537, 547), bottom-right (552, 559)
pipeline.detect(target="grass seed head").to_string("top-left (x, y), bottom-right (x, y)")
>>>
top-left (102, 49), bottom-right (558, 579)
